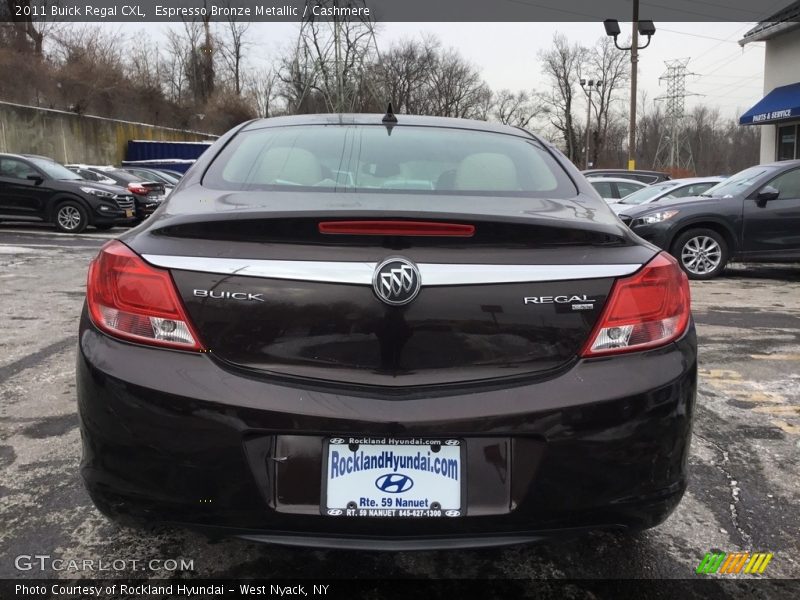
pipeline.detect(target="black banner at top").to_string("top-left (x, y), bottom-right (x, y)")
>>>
top-left (0, 0), bottom-right (793, 23)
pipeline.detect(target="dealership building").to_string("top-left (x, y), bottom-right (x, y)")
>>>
top-left (739, 1), bottom-right (800, 162)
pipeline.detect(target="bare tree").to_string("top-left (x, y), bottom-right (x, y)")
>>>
top-left (217, 5), bottom-right (251, 96)
top-left (426, 48), bottom-right (491, 119)
top-left (3, 0), bottom-right (48, 55)
top-left (537, 34), bottom-right (585, 162)
top-left (282, 7), bottom-right (381, 113)
top-left (188, 15), bottom-right (215, 105)
top-left (491, 89), bottom-right (540, 128)
top-left (578, 37), bottom-right (629, 166)
top-left (248, 67), bottom-right (280, 117)
top-left (50, 24), bottom-right (126, 114)
top-left (163, 27), bottom-right (193, 105)
top-left (379, 35), bottom-right (439, 114)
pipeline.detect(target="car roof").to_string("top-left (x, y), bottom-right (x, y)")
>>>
top-left (656, 176), bottom-right (725, 184)
top-left (758, 159), bottom-right (800, 169)
top-left (240, 113), bottom-right (539, 139)
top-left (0, 152), bottom-right (52, 162)
top-left (581, 168), bottom-right (669, 175)
top-left (586, 177), bottom-right (647, 184)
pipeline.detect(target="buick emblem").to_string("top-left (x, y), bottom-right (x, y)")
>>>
top-left (373, 257), bottom-right (421, 306)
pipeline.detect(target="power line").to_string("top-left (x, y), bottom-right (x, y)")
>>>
top-left (692, 44), bottom-right (762, 74)
top-left (656, 28), bottom-right (743, 43)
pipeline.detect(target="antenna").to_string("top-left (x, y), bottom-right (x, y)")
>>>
top-left (382, 102), bottom-right (397, 123)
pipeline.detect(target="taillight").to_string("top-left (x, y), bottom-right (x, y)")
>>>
top-left (128, 183), bottom-right (148, 195)
top-left (86, 241), bottom-right (204, 351)
top-left (580, 252), bottom-right (690, 357)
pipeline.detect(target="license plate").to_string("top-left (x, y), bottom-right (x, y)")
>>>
top-left (324, 437), bottom-right (463, 518)
top-left (125, 209), bottom-right (134, 218)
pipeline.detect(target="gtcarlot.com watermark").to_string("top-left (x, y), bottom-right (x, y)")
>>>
top-left (14, 554), bottom-right (194, 573)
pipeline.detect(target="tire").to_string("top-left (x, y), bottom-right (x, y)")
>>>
top-left (54, 201), bottom-right (88, 233)
top-left (671, 228), bottom-right (728, 280)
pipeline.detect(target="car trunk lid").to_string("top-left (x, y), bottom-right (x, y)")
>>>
top-left (134, 208), bottom-right (648, 388)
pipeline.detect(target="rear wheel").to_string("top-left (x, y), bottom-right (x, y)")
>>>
top-left (54, 201), bottom-right (88, 233)
top-left (671, 228), bottom-right (728, 280)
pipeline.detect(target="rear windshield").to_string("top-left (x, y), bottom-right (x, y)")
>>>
top-left (203, 125), bottom-right (577, 197)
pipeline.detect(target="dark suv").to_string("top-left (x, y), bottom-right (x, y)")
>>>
top-left (0, 154), bottom-right (137, 233)
top-left (619, 160), bottom-right (800, 279)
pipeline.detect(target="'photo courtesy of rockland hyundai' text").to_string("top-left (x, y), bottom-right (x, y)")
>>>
top-left (0, 1), bottom-right (797, 599)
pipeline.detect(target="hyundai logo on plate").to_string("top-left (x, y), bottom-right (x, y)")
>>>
top-left (375, 473), bottom-right (414, 493)
top-left (373, 257), bottom-right (421, 306)
top-left (329, 438), bottom-right (345, 445)
top-left (445, 510), bottom-right (461, 517)
top-left (444, 439), bottom-right (460, 446)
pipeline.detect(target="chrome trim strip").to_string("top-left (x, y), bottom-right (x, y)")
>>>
top-left (142, 255), bottom-right (641, 285)
top-left (143, 255), bottom-right (375, 285)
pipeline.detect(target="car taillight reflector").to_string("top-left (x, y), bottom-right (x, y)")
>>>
top-left (318, 221), bottom-right (475, 237)
top-left (128, 183), bottom-right (148, 195)
top-left (86, 241), bottom-right (204, 351)
top-left (580, 252), bottom-right (690, 357)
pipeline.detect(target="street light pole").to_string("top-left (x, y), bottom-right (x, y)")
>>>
top-left (629, 0), bottom-right (639, 171)
top-left (585, 84), bottom-right (593, 170)
top-left (603, 3), bottom-right (655, 172)
top-left (580, 79), bottom-right (602, 170)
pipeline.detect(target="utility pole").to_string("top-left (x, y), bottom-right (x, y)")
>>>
top-left (580, 79), bottom-right (602, 169)
top-left (604, 2), bottom-right (655, 171)
top-left (654, 58), bottom-right (699, 173)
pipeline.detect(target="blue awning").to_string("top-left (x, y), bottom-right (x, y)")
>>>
top-left (740, 83), bottom-right (800, 125)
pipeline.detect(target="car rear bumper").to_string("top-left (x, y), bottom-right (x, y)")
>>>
top-left (76, 312), bottom-right (697, 549)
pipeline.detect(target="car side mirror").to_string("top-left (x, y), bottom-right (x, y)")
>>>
top-left (756, 185), bottom-right (779, 206)
top-left (26, 174), bottom-right (44, 184)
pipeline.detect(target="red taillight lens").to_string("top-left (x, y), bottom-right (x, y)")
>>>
top-left (318, 221), bottom-right (475, 237)
top-left (86, 241), bottom-right (204, 351)
top-left (128, 183), bottom-right (147, 195)
top-left (580, 252), bottom-right (690, 357)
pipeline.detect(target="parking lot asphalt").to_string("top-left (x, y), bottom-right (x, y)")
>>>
top-left (1, 224), bottom-right (798, 589)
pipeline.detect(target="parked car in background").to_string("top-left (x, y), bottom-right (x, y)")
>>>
top-left (120, 166), bottom-right (180, 187)
top-left (78, 113), bottom-right (696, 548)
top-left (611, 177), bottom-right (726, 213)
top-left (80, 167), bottom-right (167, 222)
top-left (65, 164), bottom-right (117, 185)
top-left (0, 154), bottom-right (136, 232)
top-left (582, 169), bottom-right (671, 184)
top-left (150, 168), bottom-right (185, 180)
top-left (586, 176), bottom-right (648, 203)
top-left (618, 160), bottom-right (800, 279)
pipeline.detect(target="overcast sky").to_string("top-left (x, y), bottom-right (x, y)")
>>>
top-left (144, 21), bottom-right (766, 119)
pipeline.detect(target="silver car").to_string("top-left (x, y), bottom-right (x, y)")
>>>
top-left (612, 177), bottom-right (726, 214)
